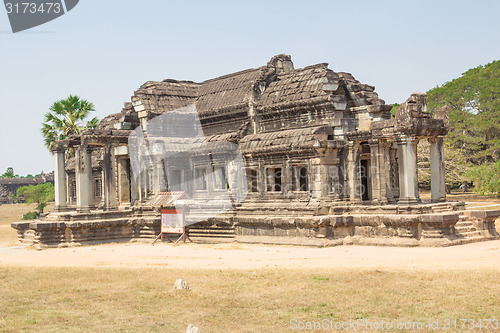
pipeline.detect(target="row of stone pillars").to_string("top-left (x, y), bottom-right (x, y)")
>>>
top-left (397, 135), bottom-right (446, 204)
top-left (54, 147), bottom-right (93, 213)
top-left (53, 144), bottom-right (120, 213)
top-left (345, 135), bottom-right (446, 204)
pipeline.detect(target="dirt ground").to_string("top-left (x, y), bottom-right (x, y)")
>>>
top-left (1, 198), bottom-right (499, 271)
top-left (1, 240), bottom-right (499, 270)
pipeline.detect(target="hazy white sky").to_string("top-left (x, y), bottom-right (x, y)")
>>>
top-left (1, 0), bottom-right (499, 176)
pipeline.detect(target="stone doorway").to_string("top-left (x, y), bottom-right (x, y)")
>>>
top-left (360, 159), bottom-right (370, 201)
top-left (117, 157), bottom-right (131, 206)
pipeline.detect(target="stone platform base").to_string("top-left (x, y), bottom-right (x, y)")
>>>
top-left (10, 205), bottom-right (500, 248)
top-left (11, 207), bottom-right (160, 248)
top-left (232, 209), bottom-right (500, 247)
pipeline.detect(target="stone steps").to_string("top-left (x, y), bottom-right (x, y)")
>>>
top-left (453, 236), bottom-right (490, 245)
top-left (19, 229), bottom-right (36, 245)
top-left (454, 220), bottom-right (478, 233)
top-left (455, 225), bottom-right (476, 233)
top-left (187, 226), bottom-right (235, 242)
top-left (432, 207), bottom-right (450, 213)
top-left (43, 214), bottom-right (63, 222)
top-left (188, 236), bottom-right (236, 243)
top-left (453, 219), bottom-right (488, 243)
top-left (430, 203), bottom-right (459, 213)
top-left (454, 220), bottom-right (475, 232)
top-left (457, 230), bottom-right (483, 238)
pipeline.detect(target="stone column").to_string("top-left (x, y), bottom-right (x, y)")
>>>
top-left (102, 144), bottom-right (118, 210)
top-left (53, 147), bottom-right (67, 211)
top-left (136, 163), bottom-right (143, 202)
top-left (330, 164), bottom-right (342, 201)
top-left (369, 140), bottom-right (381, 203)
top-left (413, 139), bottom-right (420, 202)
top-left (389, 146), bottom-right (399, 200)
top-left (397, 136), bottom-right (419, 205)
top-left (346, 142), bottom-right (355, 202)
top-left (76, 146), bottom-right (93, 213)
top-left (339, 148), bottom-right (348, 200)
top-left (310, 161), bottom-right (322, 199)
top-left (257, 162), bottom-right (265, 195)
top-left (347, 142), bottom-right (361, 202)
top-left (429, 136), bottom-right (446, 202)
top-left (382, 140), bottom-right (396, 203)
top-left (142, 164), bottom-right (149, 199)
top-left (130, 159), bottom-right (137, 206)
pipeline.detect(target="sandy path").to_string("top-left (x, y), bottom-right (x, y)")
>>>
top-left (0, 240), bottom-right (499, 270)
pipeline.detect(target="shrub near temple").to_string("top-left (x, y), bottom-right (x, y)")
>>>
top-left (465, 160), bottom-right (500, 195)
top-left (16, 182), bottom-right (55, 216)
top-left (22, 211), bottom-right (39, 220)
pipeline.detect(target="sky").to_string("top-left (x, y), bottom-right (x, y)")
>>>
top-left (0, 0), bottom-right (499, 176)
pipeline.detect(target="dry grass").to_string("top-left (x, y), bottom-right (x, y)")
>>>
top-left (0, 203), bottom-right (54, 226)
top-left (447, 192), bottom-right (500, 204)
top-left (0, 203), bottom-right (35, 244)
top-left (0, 267), bottom-right (498, 332)
top-left (420, 190), bottom-right (500, 203)
top-left (0, 203), bottom-right (37, 226)
top-left (0, 203), bottom-right (499, 332)
top-left (0, 203), bottom-right (52, 245)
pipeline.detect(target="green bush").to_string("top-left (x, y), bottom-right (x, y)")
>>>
top-left (22, 211), bottom-right (39, 220)
top-left (465, 160), bottom-right (500, 195)
top-left (17, 182), bottom-right (54, 214)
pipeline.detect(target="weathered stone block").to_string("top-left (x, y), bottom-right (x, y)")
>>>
top-left (352, 215), bottom-right (380, 227)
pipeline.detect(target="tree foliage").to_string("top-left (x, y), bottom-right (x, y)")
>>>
top-left (41, 95), bottom-right (99, 151)
top-left (427, 60), bottom-right (500, 164)
top-left (22, 211), bottom-right (39, 220)
top-left (16, 182), bottom-right (55, 214)
top-left (417, 140), bottom-right (471, 189)
top-left (1, 167), bottom-right (15, 179)
top-left (390, 103), bottom-right (400, 117)
top-left (8, 192), bottom-right (19, 204)
top-left (465, 160), bottom-right (500, 195)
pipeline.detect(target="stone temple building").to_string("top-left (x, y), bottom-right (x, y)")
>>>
top-left (0, 172), bottom-right (54, 204)
top-left (12, 55), bottom-right (499, 247)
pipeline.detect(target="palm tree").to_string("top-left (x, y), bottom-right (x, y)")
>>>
top-left (41, 95), bottom-right (99, 151)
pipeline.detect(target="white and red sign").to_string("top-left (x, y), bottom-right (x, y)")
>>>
top-left (161, 209), bottom-right (184, 234)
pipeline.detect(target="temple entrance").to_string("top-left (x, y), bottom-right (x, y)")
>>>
top-left (360, 159), bottom-right (370, 201)
top-left (117, 157), bottom-right (131, 205)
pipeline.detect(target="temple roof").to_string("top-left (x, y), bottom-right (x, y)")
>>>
top-left (196, 67), bottom-right (265, 117)
top-left (257, 63), bottom-right (336, 110)
top-left (93, 54), bottom-right (393, 138)
top-left (134, 80), bottom-right (199, 117)
top-left (239, 125), bottom-right (334, 154)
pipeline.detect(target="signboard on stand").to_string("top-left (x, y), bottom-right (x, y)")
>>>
top-left (161, 209), bottom-right (184, 234)
top-left (153, 206), bottom-right (192, 244)
top-left (150, 192), bottom-right (194, 245)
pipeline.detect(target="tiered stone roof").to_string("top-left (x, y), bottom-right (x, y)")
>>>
top-left (94, 54), bottom-right (395, 149)
top-left (116, 54), bottom-right (393, 135)
top-left (239, 126), bottom-right (333, 155)
top-left (337, 72), bottom-right (386, 106)
top-left (197, 68), bottom-right (263, 117)
top-left (258, 63), bottom-right (337, 109)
